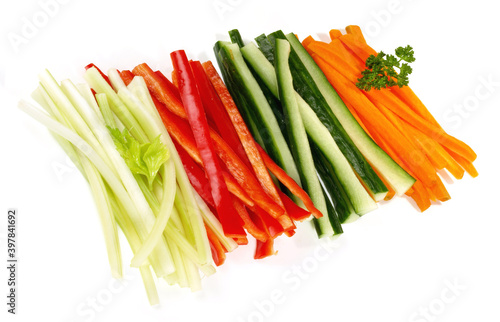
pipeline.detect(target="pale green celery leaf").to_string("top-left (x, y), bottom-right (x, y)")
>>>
top-left (143, 135), bottom-right (170, 187)
top-left (109, 127), bottom-right (169, 187)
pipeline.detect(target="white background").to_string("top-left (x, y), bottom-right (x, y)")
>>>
top-left (1, 0), bottom-right (499, 321)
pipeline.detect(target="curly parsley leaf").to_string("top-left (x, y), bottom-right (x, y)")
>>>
top-left (356, 45), bottom-right (415, 91)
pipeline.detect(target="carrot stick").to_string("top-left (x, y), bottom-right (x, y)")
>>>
top-left (329, 29), bottom-right (343, 40)
top-left (301, 35), bottom-right (315, 48)
top-left (309, 41), bottom-right (473, 164)
top-left (430, 178), bottom-right (451, 202)
top-left (345, 25), bottom-right (367, 44)
top-left (444, 147), bottom-right (479, 178)
top-left (359, 115), bottom-right (431, 211)
top-left (362, 88), bottom-right (477, 162)
top-left (338, 34), bottom-right (444, 128)
top-left (329, 39), bottom-right (366, 71)
top-left (314, 59), bottom-right (437, 187)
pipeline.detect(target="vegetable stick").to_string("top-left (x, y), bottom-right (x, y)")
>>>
top-left (257, 145), bottom-right (323, 219)
top-left (314, 59), bottom-right (437, 187)
top-left (232, 198), bottom-right (267, 242)
top-left (205, 223), bottom-right (226, 266)
top-left (345, 25), bottom-right (367, 44)
top-left (329, 29), bottom-right (343, 40)
top-left (202, 61), bottom-right (290, 219)
top-left (444, 147), bottom-right (479, 178)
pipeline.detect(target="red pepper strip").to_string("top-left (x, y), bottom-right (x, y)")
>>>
top-left (174, 140), bottom-right (216, 209)
top-left (154, 70), bottom-right (181, 102)
top-left (252, 206), bottom-right (284, 239)
top-left (205, 223), bottom-right (226, 266)
top-left (284, 230), bottom-right (296, 237)
top-left (249, 210), bottom-right (277, 259)
top-left (153, 98), bottom-right (255, 208)
top-left (257, 145), bottom-right (323, 219)
top-left (255, 238), bottom-right (276, 259)
top-left (202, 61), bottom-right (292, 224)
top-left (133, 63), bottom-right (186, 118)
top-left (119, 70), bottom-right (134, 86)
top-left (209, 129), bottom-right (288, 223)
top-left (171, 70), bottom-right (179, 88)
top-left (234, 236), bottom-right (248, 245)
top-left (279, 190), bottom-right (311, 221)
top-left (191, 60), bottom-right (253, 170)
top-left (135, 63), bottom-right (284, 220)
top-left (85, 63), bottom-right (112, 86)
top-left (171, 50), bottom-right (245, 238)
top-left (233, 198), bottom-right (268, 242)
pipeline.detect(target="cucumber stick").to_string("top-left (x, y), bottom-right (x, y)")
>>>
top-left (214, 42), bottom-right (302, 189)
top-left (267, 31), bottom-right (388, 202)
top-left (284, 33), bottom-right (416, 196)
top-left (242, 41), bottom-right (377, 216)
top-left (275, 39), bottom-right (337, 237)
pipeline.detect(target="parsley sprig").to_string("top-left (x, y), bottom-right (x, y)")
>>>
top-left (356, 45), bottom-right (415, 91)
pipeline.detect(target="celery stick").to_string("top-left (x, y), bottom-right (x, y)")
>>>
top-left (76, 83), bottom-right (105, 124)
top-left (39, 70), bottom-right (112, 167)
top-left (95, 93), bottom-right (116, 129)
top-left (193, 190), bottom-right (238, 252)
top-left (139, 266), bottom-right (159, 306)
top-left (84, 67), bottom-right (148, 143)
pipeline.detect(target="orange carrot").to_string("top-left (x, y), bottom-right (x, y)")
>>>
top-left (329, 29), bottom-right (343, 40)
top-left (429, 178), bottom-right (451, 202)
top-left (444, 147), bottom-right (479, 178)
top-left (338, 33), bottom-right (443, 128)
top-left (345, 25), bottom-right (367, 44)
top-left (302, 35), bottom-right (315, 48)
top-left (314, 58), bottom-right (438, 187)
top-left (362, 88), bottom-right (477, 162)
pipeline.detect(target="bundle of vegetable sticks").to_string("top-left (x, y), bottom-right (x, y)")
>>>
top-left (18, 25), bottom-right (477, 304)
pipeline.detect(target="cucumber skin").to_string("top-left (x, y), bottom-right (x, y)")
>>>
top-left (267, 31), bottom-right (388, 199)
top-left (285, 33), bottom-right (415, 196)
top-left (276, 39), bottom-right (336, 238)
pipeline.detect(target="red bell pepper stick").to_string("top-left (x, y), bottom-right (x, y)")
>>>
top-left (278, 190), bottom-right (311, 221)
top-left (254, 239), bottom-right (276, 259)
top-left (202, 61), bottom-right (293, 224)
top-left (249, 210), bottom-right (277, 259)
top-left (209, 129), bottom-right (288, 223)
top-left (191, 60), bottom-right (253, 170)
top-left (171, 49), bottom-right (245, 238)
top-left (135, 62), bottom-right (287, 223)
top-left (234, 236), bottom-right (248, 245)
top-left (154, 70), bottom-right (181, 102)
top-left (252, 206), bottom-right (284, 238)
top-left (205, 223), bottom-right (226, 266)
top-left (152, 96), bottom-right (255, 208)
top-left (257, 145), bottom-right (323, 219)
top-left (85, 63), bottom-right (112, 86)
top-left (133, 63), bottom-right (186, 118)
top-left (232, 198), bottom-right (267, 242)
top-left (119, 70), bottom-right (134, 86)
top-left (171, 70), bottom-right (179, 89)
top-left (174, 140), bottom-right (215, 209)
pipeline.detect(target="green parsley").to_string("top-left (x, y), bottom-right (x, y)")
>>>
top-left (356, 45), bottom-right (415, 91)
